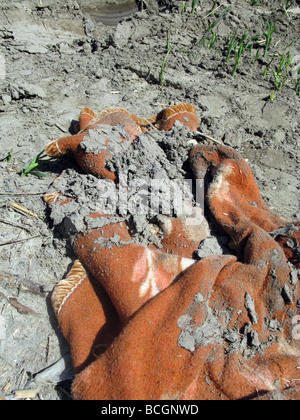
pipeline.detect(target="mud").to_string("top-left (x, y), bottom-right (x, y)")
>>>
top-left (0, 0), bottom-right (299, 399)
top-left (47, 123), bottom-right (205, 249)
top-left (81, 124), bottom-right (132, 155)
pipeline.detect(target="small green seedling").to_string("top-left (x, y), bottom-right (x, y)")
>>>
top-left (4, 149), bottom-right (13, 163)
top-left (159, 32), bottom-right (172, 86)
top-left (201, 6), bottom-right (230, 47)
top-left (272, 50), bottom-right (293, 91)
top-left (264, 20), bottom-right (275, 58)
top-left (283, 0), bottom-right (296, 15)
top-left (226, 31), bottom-right (237, 61)
top-left (270, 90), bottom-right (276, 101)
top-left (232, 42), bottom-right (245, 76)
top-left (181, 2), bottom-right (186, 14)
top-left (286, 0), bottom-right (296, 7)
top-left (191, 0), bottom-right (199, 14)
top-left (265, 41), bottom-right (297, 99)
top-left (263, 57), bottom-right (274, 78)
top-left (208, 31), bottom-right (218, 50)
top-left (253, 48), bottom-right (260, 65)
top-left (227, 31), bottom-right (262, 76)
top-left (0, 149), bottom-right (13, 163)
top-left (21, 151), bottom-right (51, 178)
top-left (273, 70), bottom-right (284, 90)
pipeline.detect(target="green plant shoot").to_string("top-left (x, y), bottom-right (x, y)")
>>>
top-left (264, 20), bottom-right (275, 57)
top-left (5, 149), bottom-right (13, 163)
top-left (191, 0), bottom-right (199, 14)
top-left (21, 151), bottom-right (51, 178)
top-left (159, 32), bottom-right (172, 86)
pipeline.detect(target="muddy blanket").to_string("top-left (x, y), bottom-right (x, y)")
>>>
top-left (44, 104), bottom-right (300, 400)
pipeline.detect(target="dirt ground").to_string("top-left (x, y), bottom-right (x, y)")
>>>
top-left (0, 0), bottom-right (299, 400)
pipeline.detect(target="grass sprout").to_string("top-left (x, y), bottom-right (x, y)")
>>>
top-left (159, 31), bottom-right (172, 86)
top-left (181, 1), bottom-right (186, 14)
top-left (233, 44), bottom-right (245, 76)
top-left (270, 90), bottom-right (276, 101)
top-left (283, 0), bottom-right (297, 15)
top-left (208, 31), bottom-right (218, 49)
top-left (264, 20), bottom-right (275, 57)
top-left (21, 151), bottom-right (52, 178)
top-left (263, 41), bottom-right (297, 99)
top-left (226, 31), bottom-right (237, 61)
top-left (273, 50), bottom-right (293, 90)
top-left (191, 0), bottom-right (199, 14)
top-left (253, 48), bottom-right (260, 65)
top-left (264, 57), bottom-right (274, 78)
top-left (2, 149), bottom-right (13, 163)
top-left (200, 6), bottom-right (230, 47)
top-left (227, 31), bottom-right (262, 76)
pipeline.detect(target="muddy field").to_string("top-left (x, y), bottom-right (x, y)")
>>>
top-left (0, 0), bottom-right (299, 400)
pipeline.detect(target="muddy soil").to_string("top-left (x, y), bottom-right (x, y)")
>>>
top-left (0, 0), bottom-right (299, 400)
